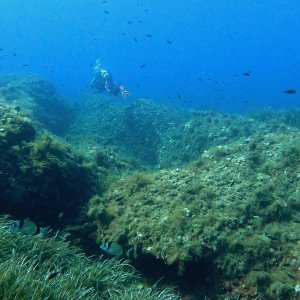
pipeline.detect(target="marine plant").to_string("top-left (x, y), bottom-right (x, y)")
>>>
top-left (89, 130), bottom-right (300, 299)
top-left (0, 103), bottom-right (98, 225)
top-left (0, 216), bottom-right (179, 300)
top-left (0, 74), bottom-right (73, 135)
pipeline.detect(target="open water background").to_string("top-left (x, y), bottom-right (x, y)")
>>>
top-left (0, 0), bottom-right (299, 113)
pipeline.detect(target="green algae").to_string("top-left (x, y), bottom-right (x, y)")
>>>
top-left (0, 102), bottom-right (98, 225)
top-left (2, 74), bottom-right (300, 299)
top-left (0, 74), bottom-right (72, 135)
top-left (67, 95), bottom-right (185, 166)
top-left (89, 130), bottom-right (300, 298)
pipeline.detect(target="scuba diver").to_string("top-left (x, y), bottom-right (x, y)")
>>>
top-left (91, 59), bottom-right (131, 100)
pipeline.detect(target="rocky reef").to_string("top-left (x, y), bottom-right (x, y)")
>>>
top-left (1, 74), bottom-right (300, 299)
top-left (89, 129), bottom-right (300, 298)
top-left (157, 110), bottom-right (290, 168)
top-left (0, 74), bottom-right (72, 135)
top-left (0, 99), bottom-right (97, 226)
top-left (66, 94), bottom-right (185, 166)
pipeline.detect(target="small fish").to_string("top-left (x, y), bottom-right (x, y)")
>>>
top-left (134, 37), bottom-right (138, 43)
top-left (104, 10), bottom-right (110, 14)
top-left (11, 218), bottom-right (38, 235)
top-left (127, 21), bottom-right (132, 24)
top-left (145, 34), bottom-right (152, 38)
top-left (177, 93), bottom-right (181, 100)
top-left (140, 64), bottom-right (146, 68)
top-left (283, 89), bottom-right (296, 94)
top-left (243, 72), bottom-right (251, 76)
top-left (22, 64), bottom-right (29, 67)
top-left (13, 53), bottom-right (17, 56)
top-left (100, 241), bottom-right (123, 256)
top-left (166, 40), bottom-right (172, 44)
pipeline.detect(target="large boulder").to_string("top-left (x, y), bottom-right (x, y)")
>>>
top-left (0, 74), bottom-right (72, 135)
top-left (66, 95), bottom-right (184, 166)
top-left (88, 127), bottom-right (300, 299)
top-left (0, 101), bottom-right (97, 226)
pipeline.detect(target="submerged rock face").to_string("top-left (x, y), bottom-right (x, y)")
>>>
top-left (67, 96), bottom-right (184, 166)
top-left (66, 93), bottom-right (293, 169)
top-left (158, 110), bottom-right (289, 168)
top-left (89, 129), bottom-right (300, 298)
top-left (0, 74), bottom-right (72, 135)
top-left (0, 101), bottom-right (97, 225)
top-left (1, 73), bottom-right (300, 298)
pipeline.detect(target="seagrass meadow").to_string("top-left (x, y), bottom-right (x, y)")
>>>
top-left (0, 216), bottom-right (178, 300)
top-left (0, 74), bottom-right (300, 299)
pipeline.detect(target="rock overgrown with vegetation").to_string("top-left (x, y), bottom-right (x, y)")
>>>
top-left (1, 74), bottom-right (300, 299)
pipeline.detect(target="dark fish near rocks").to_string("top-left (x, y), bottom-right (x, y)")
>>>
top-left (11, 218), bottom-right (51, 237)
top-left (100, 241), bottom-right (123, 256)
top-left (11, 218), bottom-right (38, 235)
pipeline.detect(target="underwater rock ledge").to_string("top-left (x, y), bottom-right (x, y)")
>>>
top-left (0, 74), bottom-right (72, 135)
top-left (1, 73), bottom-right (300, 298)
top-left (89, 130), bottom-right (300, 299)
top-left (0, 100), bottom-right (98, 226)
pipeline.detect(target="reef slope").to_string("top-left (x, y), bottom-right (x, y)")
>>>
top-left (89, 129), bottom-right (300, 298)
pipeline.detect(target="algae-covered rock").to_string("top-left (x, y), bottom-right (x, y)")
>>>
top-left (66, 93), bottom-right (297, 170)
top-left (67, 95), bottom-right (185, 166)
top-left (0, 74), bottom-right (72, 134)
top-left (158, 110), bottom-right (290, 168)
top-left (250, 108), bottom-right (300, 129)
top-left (0, 102), bottom-right (98, 225)
top-left (89, 128), bottom-right (300, 298)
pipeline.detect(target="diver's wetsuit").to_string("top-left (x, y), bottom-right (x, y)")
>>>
top-left (91, 59), bottom-right (130, 100)
top-left (91, 68), bottom-right (120, 95)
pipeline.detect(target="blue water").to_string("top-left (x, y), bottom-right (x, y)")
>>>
top-left (0, 0), bottom-right (299, 113)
